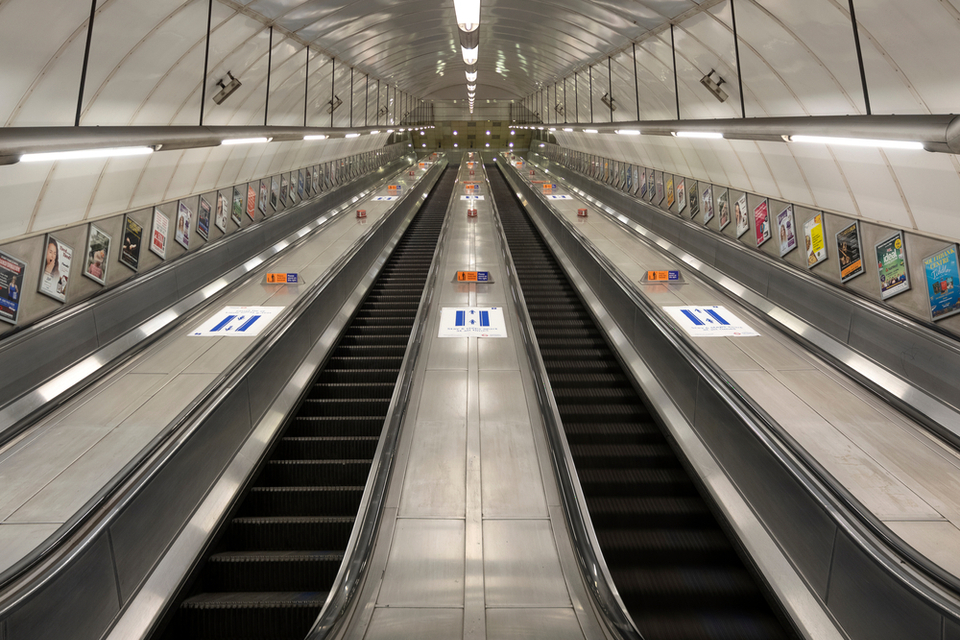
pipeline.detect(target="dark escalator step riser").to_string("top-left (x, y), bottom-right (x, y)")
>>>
top-left (298, 398), bottom-right (391, 417)
top-left (259, 460), bottom-right (372, 486)
top-left (324, 356), bottom-right (403, 371)
top-left (203, 552), bottom-right (344, 592)
top-left (317, 369), bottom-right (401, 385)
top-left (239, 486), bottom-right (364, 517)
top-left (585, 496), bottom-right (715, 529)
top-left (176, 598), bottom-right (325, 640)
top-left (569, 443), bottom-right (679, 469)
top-left (577, 468), bottom-right (698, 498)
top-left (275, 436), bottom-right (379, 459)
top-left (595, 528), bottom-right (741, 565)
top-left (331, 344), bottom-right (408, 358)
top-left (287, 416), bottom-right (385, 437)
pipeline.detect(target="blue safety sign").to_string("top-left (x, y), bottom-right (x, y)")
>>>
top-left (190, 306), bottom-right (285, 337)
top-left (439, 307), bottom-right (507, 337)
top-left (663, 305), bottom-right (758, 337)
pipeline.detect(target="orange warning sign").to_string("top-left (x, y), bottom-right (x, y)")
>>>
top-left (456, 270), bottom-right (490, 282)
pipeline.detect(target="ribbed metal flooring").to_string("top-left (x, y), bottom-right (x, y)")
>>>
top-left (490, 166), bottom-right (793, 640)
top-left (158, 169), bottom-right (454, 640)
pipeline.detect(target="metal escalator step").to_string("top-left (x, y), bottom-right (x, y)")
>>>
top-left (629, 610), bottom-right (789, 640)
top-left (577, 467), bottom-right (697, 497)
top-left (287, 416), bottom-right (385, 437)
top-left (260, 459), bottom-right (373, 486)
top-left (240, 486), bottom-right (365, 517)
top-left (552, 386), bottom-right (644, 402)
top-left (330, 344), bottom-right (408, 358)
top-left (316, 369), bottom-right (400, 384)
top-left (563, 421), bottom-right (664, 445)
top-left (323, 355), bottom-right (404, 370)
top-left (226, 516), bottom-right (355, 551)
top-left (298, 397), bottom-right (392, 417)
top-left (584, 496), bottom-right (713, 528)
top-left (204, 551), bottom-right (344, 592)
top-left (176, 591), bottom-right (328, 640)
top-left (554, 403), bottom-right (650, 420)
top-left (275, 436), bottom-right (380, 459)
top-left (547, 372), bottom-right (629, 387)
top-left (594, 527), bottom-right (738, 564)
top-left (308, 382), bottom-right (396, 400)
top-left (609, 565), bottom-right (764, 607)
top-left (568, 443), bottom-right (677, 468)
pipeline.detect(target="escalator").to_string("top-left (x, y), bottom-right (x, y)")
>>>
top-left (158, 168), bottom-right (454, 640)
top-left (490, 165), bottom-right (794, 640)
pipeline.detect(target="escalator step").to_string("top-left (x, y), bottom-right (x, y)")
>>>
top-left (585, 496), bottom-right (713, 528)
top-left (226, 516), bottom-right (355, 551)
top-left (259, 459), bottom-right (372, 486)
top-left (287, 416), bottom-right (385, 437)
top-left (275, 436), bottom-right (379, 459)
top-left (204, 551), bottom-right (344, 592)
top-left (298, 398), bottom-right (392, 417)
top-left (568, 443), bottom-right (677, 468)
top-left (308, 382), bottom-right (396, 400)
top-left (176, 592), bottom-right (327, 640)
top-left (563, 421), bottom-right (664, 445)
top-left (240, 486), bottom-right (365, 517)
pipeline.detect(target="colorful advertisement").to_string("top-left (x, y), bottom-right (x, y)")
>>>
top-left (197, 197), bottom-right (211, 240)
top-left (702, 185), bottom-right (714, 224)
top-left (717, 188), bottom-right (730, 230)
top-left (836, 221), bottom-right (864, 282)
top-left (120, 215), bottom-right (143, 271)
top-left (655, 172), bottom-right (664, 204)
top-left (305, 168), bottom-right (313, 196)
top-left (38, 235), bottom-right (72, 302)
top-left (287, 173), bottom-right (297, 204)
top-left (666, 177), bottom-right (675, 208)
top-left (688, 181), bottom-right (699, 218)
top-left (735, 193), bottom-right (749, 239)
top-left (754, 198), bottom-right (770, 247)
top-left (874, 233), bottom-right (910, 300)
top-left (923, 245), bottom-right (960, 320)
top-left (0, 250), bottom-right (26, 325)
top-left (215, 193), bottom-right (227, 232)
top-left (83, 224), bottom-right (111, 285)
top-left (640, 169), bottom-right (647, 198)
top-left (804, 213), bottom-right (827, 268)
top-left (247, 185), bottom-right (257, 220)
top-left (298, 170), bottom-right (305, 198)
top-left (258, 182), bottom-right (267, 215)
top-left (175, 200), bottom-right (192, 250)
top-left (231, 186), bottom-right (243, 227)
top-left (151, 207), bottom-right (169, 259)
top-left (647, 171), bottom-right (655, 201)
top-left (280, 174), bottom-right (289, 205)
top-left (777, 204), bottom-right (798, 257)
top-left (676, 179), bottom-right (686, 214)
top-left (271, 177), bottom-right (280, 211)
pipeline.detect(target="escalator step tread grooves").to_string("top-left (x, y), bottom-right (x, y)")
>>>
top-left (162, 168), bottom-right (455, 640)
top-left (489, 167), bottom-right (792, 640)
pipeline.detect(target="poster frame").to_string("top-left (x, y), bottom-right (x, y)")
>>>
top-left (38, 234), bottom-right (73, 303)
top-left (150, 207), bottom-right (169, 259)
top-left (0, 249), bottom-right (26, 325)
top-left (836, 220), bottom-right (865, 283)
top-left (175, 200), bottom-right (192, 251)
top-left (197, 196), bottom-right (211, 241)
top-left (754, 198), bottom-right (771, 247)
top-left (922, 244), bottom-right (960, 320)
top-left (875, 231), bottom-right (911, 300)
top-left (777, 204), bottom-right (798, 257)
top-left (717, 188), bottom-right (730, 231)
top-left (83, 224), bottom-right (112, 286)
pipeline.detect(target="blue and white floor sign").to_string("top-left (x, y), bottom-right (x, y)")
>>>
top-left (190, 306), bottom-right (285, 337)
top-left (547, 194), bottom-right (573, 200)
top-left (439, 307), bottom-right (507, 338)
top-left (663, 305), bottom-right (759, 337)
top-left (460, 195), bottom-right (485, 200)
top-left (373, 196), bottom-right (398, 201)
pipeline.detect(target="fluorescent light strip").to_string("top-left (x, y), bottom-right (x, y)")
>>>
top-left (788, 135), bottom-right (924, 150)
top-left (615, 129), bottom-right (641, 136)
top-left (462, 45), bottom-right (478, 65)
top-left (583, 129), bottom-right (598, 133)
top-left (303, 134), bottom-right (328, 141)
top-left (20, 146), bottom-right (154, 162)
top-left (562, 128), bottom-right (573, 132)
top-left (673, 131), bottom-right (723, 139)
top-left (222, 137), bottom-right (271, 145)
top-left (345, 133), bottom-right (361, 138)
top-left (466, 71), bottom-right (477, 82)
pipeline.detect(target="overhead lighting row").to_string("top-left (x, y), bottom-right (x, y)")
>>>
top-left (455, 0), bottom-right (480, 113)
top-left (515, 125), bottom-right (925, 150)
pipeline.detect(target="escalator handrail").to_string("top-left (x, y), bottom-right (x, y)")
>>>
top-left (306, 159), bottom-right (458, 639)
top-left (0, 161), bottom-right (445, 619)
top-left (487, 159), bottom-right (644, 640)
top-left (503, 155), bottom-right (960, 619)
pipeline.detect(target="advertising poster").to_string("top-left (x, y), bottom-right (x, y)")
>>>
top-left (120, 215), bottom-right (143, 271)
top-left (38, 235), bottom-right (72, 302)
top-left (305, 168), bottom-right (313, 196)
top-left (175, 200), bottom-right (192, 250)
top-left (626, 166), bottom-right (632, 193)
top-left (151, 208), bottom-right (169, 259)
top-left (298, 170), bottom-right (305, 199)
top-left (83, 224), bottom-right (111, 285)
top-left (258, 182), bottom-right (267, 215)
top-left (215, 193), bottom-right (227, 232)
top-left (836, 221), bottom-right (865, 282)
top-left (271, 177), bottom-right (280, 211)
top-left (287, 173), bottom-right (297, 205)
top-left (640, 170), bottom-right (647, 198)
top-left (753, 198), bottom-right (770, 247)
top-left (231, 187), bottom-right (243, 227)
top-left (247, 185), bottom-right (257, 220)
top-left (634, 166), bottom-right (643, 196)
top-left (0, 250), bottom-right (26, 325)
top-left (688, 181), bottom-right (700, 218)
top-left (804, 214), bottom-right (827, 268)
top-left (655, 172), bottom-right (664, 204)
top-left (676, 179), bottom-right (686, 214)
top-left (197, 197), bottom-right (211, 240)
top-left (666, 177), bottom-right (675, 208)
top-left (314, 166), bottom-right (321, 193)
top-left (620, 164), bottom-right (626, 190)
top-left (717, 188), bottom-right (730, 230)
top-left (280, 174), bottom-right (289, 205)
top-left (702, 186), bottom-right (714, 224)
top-left (875, 233), bottom-right (910, 300)
top-left (923, 245), bottom-right (960, 320)
top-left (777, 204), bottom-right (798, 257)
top-left (735, 194), bottom-right (749, 239)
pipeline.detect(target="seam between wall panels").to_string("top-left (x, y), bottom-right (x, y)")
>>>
top-left (755, 141), bottom-right (785, 200)
top-left (879, 149), bottom-right (918, 230)
top-left (25, 164), bottom-right (57, 235)
top-left (83, 160), bottom-right (111, 221)
top-left (787, 145), bottom-right (819, 209)
top-left (825, 146), bottom-right (862, 218)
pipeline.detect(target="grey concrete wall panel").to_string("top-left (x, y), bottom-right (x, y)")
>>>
top-left (94, 270), bottom-right (180, 345)
top-left (110, 382), bottom-right (253, 601)
top-left (5, 535), bottom-right (119, 640)
top-left (827, 531), bottom-right (942, 640)
top-left (0, 308), bottom-right (99, 402)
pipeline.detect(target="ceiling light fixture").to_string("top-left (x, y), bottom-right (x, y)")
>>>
top-left (462, 45), bottom-right (478, 65)
top-left (221, 137), bottom-right (271, 145)
top-left (787, 135), bottom-right (924, 150)
top-left (455, 0), bottom-right (481, 31)
top-left (467, 84), bottom-right (476, 91)
top-left (369, 130), bottom-right (380, 135)
top-left (673, 131), bottom-right (723, 139)
top-left (562, 127), bottom-right (573, 132)
top-left (303, 134), bottom-right (328, 141)
top-left (466, 71), bottom-right (477, 82)
top-left (212, 71), bottom-right (242, 105)
top-left (20, 146), bottom-right (155, 162)
top-left (614, 129), bottom-right (641, 136)
top-left (345, 133), bottom-right (361, 138)
top-left (700, 69), bottom-right (729, 103)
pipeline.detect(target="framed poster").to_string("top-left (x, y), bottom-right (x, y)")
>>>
top-left (639, 169), bottom-right (647, 198)
top-left (38, 235), bottom-right (72, 302)
top-left (83, 224), bottom-right (111, 285)
top-left (0, 250), bottom-right (26, 325)
top-left (647, 171), bottom-right (655, 201)
top-left (676, 179), bottom-right (686, 214)
top-left (735, 194), bottom-right (749, 239)
top-left (875, 232), bottom-right (910, 300)
top-left (688, 181), bottom-right (700, 218)
top-left (634, 166), bottom-right (643, 196)
top-left (120, 215), bottom-right (143, 271)
top-left (717, 188), bottom-right (730, 231)
top-left (231, 187), bottom-right (243, 227)
top-left (271, 177), bottom-right (280, 211)
top-left (215, 193), bottom-right (227, 232)
top-left (197, 196), bottom-right (211, 241)
top-left (280, 174), bottom-right (289, 204)
top-left (175, 200), bottom-right (192, 250)
top-left (836, 221), bottom-right (865, 282)
top-left (702, 185), bottom-right (714, 224)
top-left (305, 168), bottom-right (313, 197)
top-left (246, 185), bottom-right (257, 220)
top-left (655, 172), bottom-right (664, 204)
top-left (298, 170), bottom-right (305, 199)
top-left (620, 164), bottom-right (627, 190)
top-left (666, 177), bottom-right (675, 208)
top-left (258, 181), bottom-right (267, 215)
top-left (804, 214), bottom-right (827, 268)
top-left (287, 173), bottom-right (297, 205)
top-left (923, 245), bottom-right (960, 320)
top-left (151, 208), bottom-right (169, 259)
top-left (626, 165), bottom-right (632, 193)
top-left (314, 166), bottom-right (321, 193)
top-left (777, 204), bottom-right (798, 257)
top-left (754, 198), bottom-right (770, 247)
